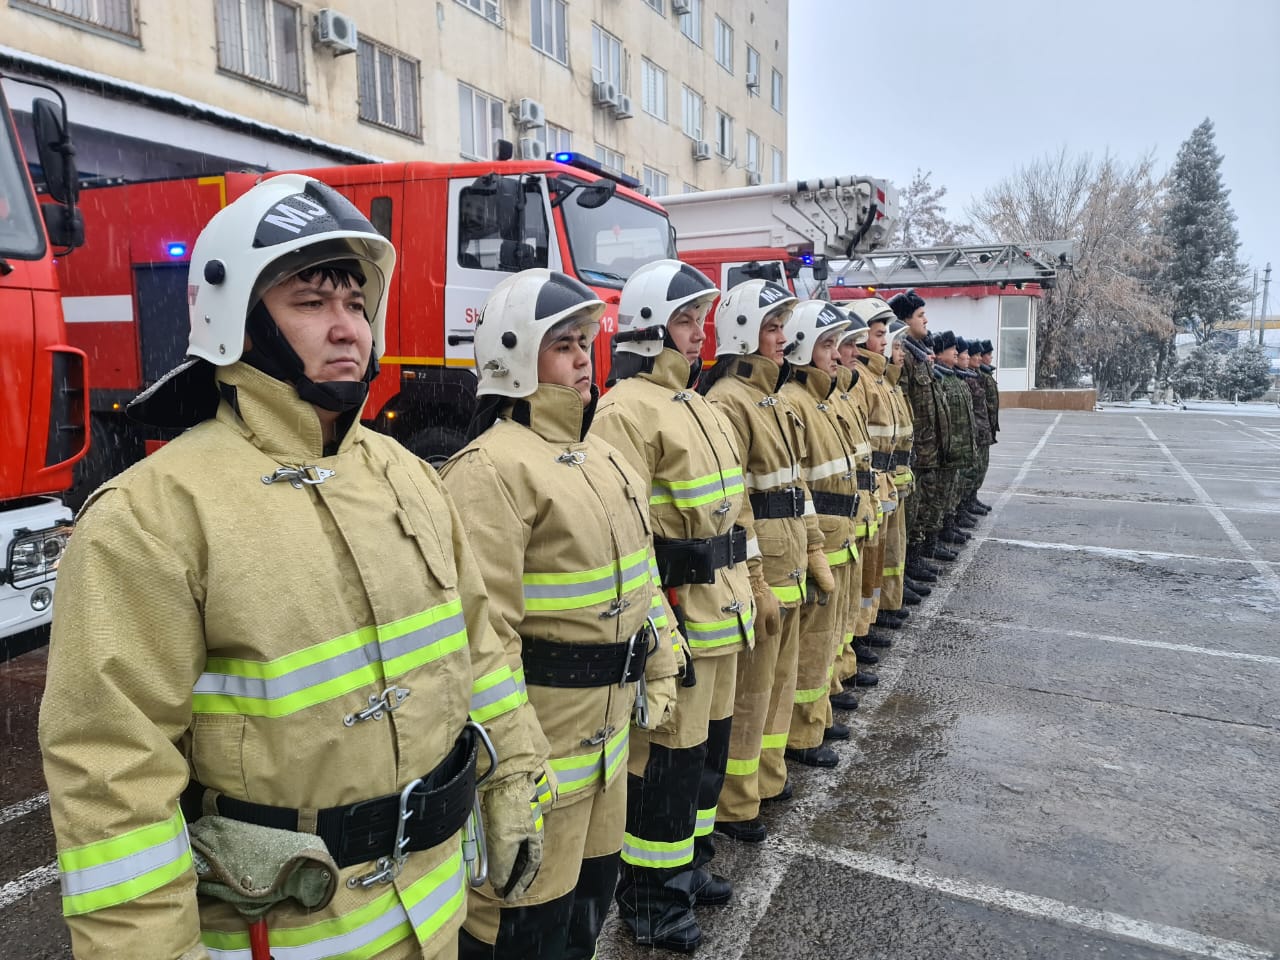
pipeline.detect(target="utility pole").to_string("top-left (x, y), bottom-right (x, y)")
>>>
top-left (1249, 268), bottom-right (1259, 345)
top-left (1261, 263), bottom-right (1272, 350)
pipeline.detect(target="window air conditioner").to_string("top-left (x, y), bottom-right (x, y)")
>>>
top-left (745, 72), bottom-right (760, 91)
top-left (515, 98), bottom-right (545, 129)
top-left (746, 170), bottom-right (762, 186)
top-left (314, 9), bottom-right (358, 55)
top-left (672, 0), bottom-right (692, 15)
top-left (592, 81), bottom-right (619, 107)
top-left (613, 94), bottom-right (634, 120)
top-left (518, 138), bottom-right (547, 161)
top-left (692, 140), bottom-right (712, 161)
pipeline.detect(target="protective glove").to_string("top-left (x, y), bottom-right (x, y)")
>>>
top-left (750, 571), bottom-right (781, 639)
top-left (642, 673), bottom-right (678, 730)
top-left (480, 771), bottom-right (544, 903)
top-left (807, 543), bottom-right (835, 595)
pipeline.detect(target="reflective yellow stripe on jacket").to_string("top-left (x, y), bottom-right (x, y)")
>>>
top-left (650, 466), bottom-right (745, 509)
top-left (202, 847), bottom-right (466, 959)
top-left (58, 809), bottom-right (193, 917)
top-left (547, 725), bottom-right (629, 798)
top-left (684, 610), bottom-right (754, 651)
top-left (469, 664), bottom-right (527, 723)
top-left (523, 548), bottom-right (651, 612)
top-left (193, 599), bottom-right (468, 718)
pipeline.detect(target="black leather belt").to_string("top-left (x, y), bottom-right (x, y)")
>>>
top-left (856, 471), bottom-right (875, 491)
top-left (750, 487), bottom-right (805, 519)
top-left (871, 451), bottom-right (893, 470)
top-left (521, 630), bottom-right (652, 688)
top-left (891, 450), bottom-right (912, 467)
top-left (655, 526), bottom-right (747, 587)
top-left (810, 490), bottom-right (860, 518)
top-left (181, 727), bottom-right (478, 869)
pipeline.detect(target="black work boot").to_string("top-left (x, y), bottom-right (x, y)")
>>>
top-left (925, 534), bottom-right (957, 562)
top-left (905, 576), bottom-right (932, 596)
top-left (874, 611), bottom-right (903, 630)
top-left (955, 511), bottom-right (977, 529)
top-left (616, 864), bottom-right (703, 953)
top-left (853, 642), bottom-right (879, 665)
top-left (974, 496), bottom-right (992, 511)
top-left (864, 630), bottom-right (893, 649)
top-left (823, 722), bottom-right (851, 741)
top-left (852, 670), bottom-right (880, 687)
top-left (902, 586), bottom-right (922, 605)
top-left (830, 689), bottom-right (859, 710)
top-left (785, 745), bottom-right (839, 767)
top-left (716, 817), bottom-right (767, 843)
top-left (906, 549), bottom-right (938, 581)
top-left (690, 867), bottom-right (733, 906)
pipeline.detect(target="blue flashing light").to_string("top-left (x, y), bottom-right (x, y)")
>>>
top-left (801, 253), bottom-right (814, 265)
top-left (166, 242), bottom-right (187, 258)
top-left (552, 152), bottom-right (573, 163)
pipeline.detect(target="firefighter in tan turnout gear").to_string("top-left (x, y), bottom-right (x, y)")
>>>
top-left (440, 269), bottom-right (679, 960)
top-left (779, 301), bottom-right (861, 769)
top-left (594, 260), bottom-right (753, 953)
top-left (39, 175), bottom-right (547, 960)
top-left (701, 280), bottom-right (833, 843)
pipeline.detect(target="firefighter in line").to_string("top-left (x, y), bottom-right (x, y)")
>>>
top-left (440, 269), bottom-right (679, 960)
top-left (778, 300), bottom-right (862, 769)
top-left (592, 260), bottom-right (753, 954)
top-left (827, 316), bottom-right (881, 704)
top-left (955, 338), bottom-right (993, 524)
top-left (700, 279), bottom-right (834, 843)
top-left (882, 318), bottom-right (923, 609)
top-left (890, 290), bottom-right (955, 577)
top-left (932, 330), bottom-right (979, 550)
top-left (39, 176), bottom-right (548, 960)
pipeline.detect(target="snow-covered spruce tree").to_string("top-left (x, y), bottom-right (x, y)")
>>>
top-left (892, 169), bottom-right (971, 248)
top-left (1156, 119), bottom-right (1249, 348)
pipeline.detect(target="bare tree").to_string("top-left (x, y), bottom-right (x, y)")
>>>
top-left (968, 149), bottom-right (1170, 394)
top-left (892, 169), bottom-right (972, 248)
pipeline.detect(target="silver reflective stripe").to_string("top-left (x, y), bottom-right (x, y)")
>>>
top-left (685, 620), bottom-right (744, 646)
top-left (694, 807), bottom-right (716, 834)
top-left (651, 476), bottom-right (725, 504)
top-left (803, 499), bottom-right (816, 517)
top-left (194, 637), bottom-right (380, 701)
top-left (604, 727), bottom-right (629, 778)
top-left (744, 465), bottom-right (799, 491)
top-left (405, 862), bottom-right (465, 932)
top-left (620, 836), bottom-right (694, 866)
top-left (205, 900), bottom-right (411, 960)
top-left (523, 571), bottom-right (617, 603)
top-left (470, 674), bottom-right (522, 715)
top-left (381, 612), bottom-right (466, 662)
top-left (60, 827), bottom-right (190, 899)
top-left (803, 457), bottom-right (852, 483)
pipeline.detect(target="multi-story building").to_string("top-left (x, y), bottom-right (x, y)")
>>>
top-left (0, 0), bottom-right (787, 191)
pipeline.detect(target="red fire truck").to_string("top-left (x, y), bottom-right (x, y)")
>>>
top-left (57, 151), bottom-right (672, 501)
top-left (0, 76), bottom-right (87, 648)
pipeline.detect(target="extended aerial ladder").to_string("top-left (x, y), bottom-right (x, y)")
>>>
top-left (821, 240), bottom-right (1076, 295)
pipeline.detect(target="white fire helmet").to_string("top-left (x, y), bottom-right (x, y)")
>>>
top-left (714, 279), bottom-right (798, 357)
top-left (784, 300), bottom-right (852, 367)
top-left (474, 268), bottom-right (605, 398)
top-left (187, 173), bottom-right (396, 364)
top-left (841, 297), bottom-right (894, 349)
top-left (615, 259), bottom-right (720, 358)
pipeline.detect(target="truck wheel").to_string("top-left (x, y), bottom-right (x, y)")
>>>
top-left (68, 415), bottom-right (144, 511)
top-left (404, 426), bottom-right (469, 469)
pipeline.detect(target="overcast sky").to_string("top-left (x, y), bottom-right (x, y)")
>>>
top-left (789, 0), bottom-right (1279, 293)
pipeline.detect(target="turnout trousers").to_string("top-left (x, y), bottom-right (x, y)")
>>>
top-left (881, 498), bottom-right (907, 611)
top-left (834, 534), bottom-right (869, 686)
top-left (615, 653), bottom-right (737, 942)
top-left (719, 602), bottom-right (800, 822)
top-left (460, 778), bottom-right (625, 960)
top-left (789, 553), bottom-right (854, 749)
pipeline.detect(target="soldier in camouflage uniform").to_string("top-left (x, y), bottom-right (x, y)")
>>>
top-left (954, 338), bottom-right (992, 526)
top-left (974, 340), bottom-right (999, 511)
top-left (932, 330), bottom-right (977, 549)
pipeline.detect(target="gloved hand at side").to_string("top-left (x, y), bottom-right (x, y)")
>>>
top-left (807, 543), bottom-right (835, 594)
top-left (750, 571), bottom-right (781, 639)
top-left (480, 770), bottom-right (545, 903)
top-left (642, 673), bottom-right (678, 730)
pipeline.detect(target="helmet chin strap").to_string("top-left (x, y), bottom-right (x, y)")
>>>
top-left (243, 300), bottom-right (377, 415)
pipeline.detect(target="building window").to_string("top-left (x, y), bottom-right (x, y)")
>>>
top-left (594, 144), bottom-right (624, 175)
top-left (531, 0), bottom-right (567, 63)
top-left (357, 38), bottom-right (420, 138)
top-left (591, 24), bottom-right (623, 90)
top-left (715, 110), bottom-right (733, 159)
top-left (640, 59), bottom-right (667, 122)
top-left (15, 0), bottom-right (137, 37)
top-left (545, 122), bottom-right (572, 154)
top-left (771, 146), bottom-right (784, 182)
top-left (746, 45), bottom-right (760, 94)
top-left (458, 82), bottom-right (504, 160)
top-left (678, 0), bottom-right (701, 45)
top-left (215, 0), bottom-right (303, 96)
top-left (682, 182), bottom-right (700, 194)
top-left (456, 0), bottom-right (500, 23)
top-left (643, 0), bottom-right (663, 14)
top-left (746, 131), bottom-right (760, 174)
top-left (713, 16), bottom-right (733, 73)
top-left (999, 297), bottom-right (1033, 370)
top-left (771, 68), bottom-right (783, 113)
top-left (642, 166), bottom-right (668, 196)
top-left (681, 85), bottom-right (703, 139)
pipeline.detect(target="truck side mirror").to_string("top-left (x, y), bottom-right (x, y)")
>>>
top-left (33, 98), bottom-right (78, 205)
top-left (42, 203), bottom-right (85, 250)
top-left (576, 180), bottom-right (616, 209)
top-left (811, 257), bottom-right (829, 282)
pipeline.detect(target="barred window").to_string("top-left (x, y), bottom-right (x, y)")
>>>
top-left (14, 0), bottom-right (137, 37)
top-left (358, 37), bottom-right (420, 138)
top-left (214, 0), bottom-right (303, 96)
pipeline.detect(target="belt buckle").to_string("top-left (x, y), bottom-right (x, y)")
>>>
top-left (347, 776), bottom-right (424, 889)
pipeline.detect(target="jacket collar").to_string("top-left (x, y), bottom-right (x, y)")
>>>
top-left (791, 364), bottom-right (835, 400)
top-left (641, 348), bottom-right (696, 393)
top-left (885, 363), bottom-right (902, 386)
top-left (903, 335), bottom-right (930, 362)
top-left (956, 366), bottom-right (978, 379)
top-left (980, 363), bottom-right (995, 373)
top-left (728, 353), bottom-right (789, 395)
top-left (215, 362), bottom-right (364, 461)
top-left (935, 362), bottom-right (955, 377)
top-left (857, 348), bottom-right (887, 376)
top-left (504, 383), bottom-right (596, 444)
top-left (835, 363), bottom-right (858, 390)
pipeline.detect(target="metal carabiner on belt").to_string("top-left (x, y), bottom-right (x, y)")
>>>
top-left (463, 720), bottom-right (498, 888)
top-left (628, 617), bottom-right (661, 730)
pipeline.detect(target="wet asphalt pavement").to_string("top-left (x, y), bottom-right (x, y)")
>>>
top-left (2, 407), bottom-right (1278, 959)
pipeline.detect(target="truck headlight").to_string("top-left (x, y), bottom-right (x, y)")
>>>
top-left (6, 524), bottom-right (74, 586)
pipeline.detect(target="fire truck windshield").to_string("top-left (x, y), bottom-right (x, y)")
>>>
top-left (0, 92), bottom-right (46, 260)
top-left (561, 192), bottom-right (675, 289)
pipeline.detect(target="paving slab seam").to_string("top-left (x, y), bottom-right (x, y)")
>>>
top-left (1011, 492), bottom-right (1280, 516)
top-left (0, 794), bottom-right (48, 831)
top-left (0, 862), bottom-right (56, 912)
top-left (1214, 420), bottom-right (1280, 452)
top-left (670, 413), bottom-right (1066, 960)
top-left (767, 836), bottom-right (1278, 960)
top-left (936, 615), bottom-right (1280, 667)
top-left (986, 537), bottom-right (1280, 568)
top-left (1137, 417), bottom-right (1280, 604)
